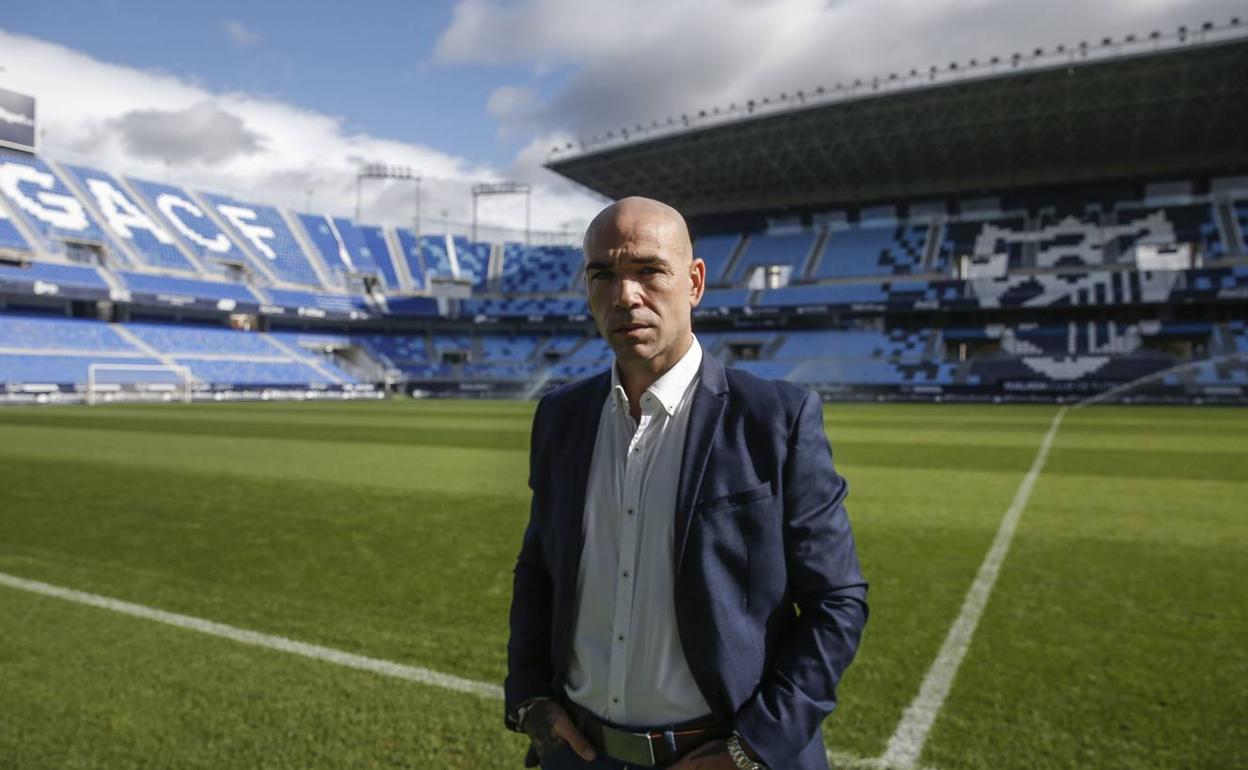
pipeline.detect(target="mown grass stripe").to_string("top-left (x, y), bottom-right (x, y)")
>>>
top-left (879, 407), bottom-right (1067, 769)
top-left (0, 570), bottom-right (504, 701)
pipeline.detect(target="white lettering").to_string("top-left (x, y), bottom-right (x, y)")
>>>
top-left (157, 194), bottom-right (231, 253)
top-left (216, 204), bottom-right (276, 260)
top-left (0, 162), bottom-right (89, 231)
top-left (85, 178), bottom-right (174, 244)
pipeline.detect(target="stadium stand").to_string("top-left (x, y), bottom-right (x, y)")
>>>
top-left (693, 233), bottom-right (741, 284)
top-left (265, 288), bottom-right (370, 316)
top-left (816, 224), bottom-right (928, 279)
top-left (0, 151), bottom-right (111, 253)
top-left (119, 272), bottom-right (261, 304)
top-left (729, 230), bottom-right (817, 283)
top-left (453, 236), bottom-right (492, 289)
top-left (126, 177), bottom-right (246, 274)
top-left (0, 200), bottom-right (31, 252)
top-left (0, 260), bottom-right (110, 293)
top-left (2, 27), bottom-right (1245, 409)
top-left (61, 164), bottom-right (197, 273)
top-left (499, 243), bottom-right (580, 292)
top-left (393, 229), bottom-right (427, 290)
top-left (357, 224), bottom-right (401, 289)
top-left (199, 192), bottom-right (324, 287)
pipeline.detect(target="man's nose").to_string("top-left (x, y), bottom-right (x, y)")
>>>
top-left (611, 275), bottom-right (643, 308)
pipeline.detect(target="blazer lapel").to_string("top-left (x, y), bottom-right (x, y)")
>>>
top-left (563, 370), bottom-right (610, 574)
top-left (674, 354), bottom-right (728, 576)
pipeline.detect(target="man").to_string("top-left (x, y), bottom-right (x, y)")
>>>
top-left (505, 197), bottom-right (867, 770)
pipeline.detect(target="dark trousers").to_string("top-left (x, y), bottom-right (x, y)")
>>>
top-left (538, 742), bottom-right (661, 770)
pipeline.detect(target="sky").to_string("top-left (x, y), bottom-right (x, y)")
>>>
top-left (0, 0), bottom-right (1240, 235)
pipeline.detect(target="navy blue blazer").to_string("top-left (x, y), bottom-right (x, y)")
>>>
top-left (505, 352), bottom-right (868, 769)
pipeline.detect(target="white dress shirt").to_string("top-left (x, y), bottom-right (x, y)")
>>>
top-left (565, 336), bottom-right (712, 727)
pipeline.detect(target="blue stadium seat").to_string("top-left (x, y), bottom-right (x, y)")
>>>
top-left (1115, 204), bottom-right (1223, 261)
top-left (453, 236), bottom-right (491, 289)
top-left (693, 233), bottom-right (741, 284)
top-left (267, 288), bottom-right (370, 315)
top-left (200, 192), bottom-right (324, 286)
top-left (459, 296), bottom-right (587, 318)
top-left (124, 322), bottom-right (282, 356)
top-left (0, 313), bottom-right (137, 351)
top-left (64, 165), bottom-right (196, 272)
top-left (393, 228), bottom-right (427, 290)
top-left (479, 334), bottom-right (540, 360)
top-left (499, 243), bottom-right (581, 292)
top-left (298, 214), bottom-right (394, 289)
top-left (174, 358), bottom-right (333, 386)
top-left (0, 151), bottom-right (108, 247)
top-left (0, 353), bottom-right (160, 385)
top-left (816, 225), bottom-right (926, 279)
top-left (938, 217), bottom-right (1027, 271)
top-left (126, 177), bottom-right (247, 274)
top-left (357, 224), bottom-right (401, 289)
top-left (385, 296), bottom-right (438, 316)
top-left (0, 200), bottom-right (31, 251)
top-left (0, 261), bottom-right (109, 291)
top-left (120, 272), bottom-right (260, 304)
top-left (756, 282), bottom-right (888, 307)
top-left (730, 231), bottom-right (816, 283)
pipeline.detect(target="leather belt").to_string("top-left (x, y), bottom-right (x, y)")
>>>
top-left (565, 700), bottom-right (731, 767)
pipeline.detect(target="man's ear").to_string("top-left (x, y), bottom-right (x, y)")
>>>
top-left (689, 257), bottom-right (706, 307)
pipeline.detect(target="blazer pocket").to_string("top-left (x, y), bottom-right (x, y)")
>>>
top-left (696, 480), bottom-right (774, 514)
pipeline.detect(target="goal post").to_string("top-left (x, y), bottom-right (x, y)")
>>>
top-left (86, 363), bottom-right (194, 405)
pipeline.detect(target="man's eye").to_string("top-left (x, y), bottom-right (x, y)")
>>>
top-left (590, 271), bottom-right (612, 281)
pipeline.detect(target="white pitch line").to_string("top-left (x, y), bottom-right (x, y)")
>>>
top-left (0, 570), bottom-right (503, 701)
top-left (1, 570), bottom-right (901, 768)
top-left (878, 406), bottom-right (1068, 769)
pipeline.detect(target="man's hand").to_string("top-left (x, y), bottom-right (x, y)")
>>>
top-left (668, 739), bottom-right (735, 770)
top-left (519, 699), bottom-right (597, 762)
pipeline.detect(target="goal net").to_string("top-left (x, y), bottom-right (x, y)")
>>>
top-left (86, 363), bottom-right (194, 405)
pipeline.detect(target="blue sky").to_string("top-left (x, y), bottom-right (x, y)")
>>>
top-left (1, 0), bottom-right (1238, 231)
top-left (0, 0), bottom-right (558, 167)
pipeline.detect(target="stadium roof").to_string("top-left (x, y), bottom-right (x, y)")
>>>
top-left (546, 23), bottom-right (1248, 221)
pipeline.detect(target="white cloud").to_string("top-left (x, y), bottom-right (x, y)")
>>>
top-left (0, 28), bottom-right (603, 234)
top-left (222, 20), bottom-right (262, 49)
top-left (438, 0), bottom-right (1243, 142)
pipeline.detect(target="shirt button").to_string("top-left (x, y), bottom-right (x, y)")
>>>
top-left (622, 570), bottom-right (630, 578)
top-left (627, 508), bottom-right (635, 515)
top-left (617, 634), bottom-right (625, 641)
top-left (613, 697), bottom-right (620, 704)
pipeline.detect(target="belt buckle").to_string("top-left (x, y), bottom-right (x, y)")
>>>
top-left (601, 725), bottom-right (657, 767)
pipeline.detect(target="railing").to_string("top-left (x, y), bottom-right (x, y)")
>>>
top-left (549, 17), bottom-right (1248, 161)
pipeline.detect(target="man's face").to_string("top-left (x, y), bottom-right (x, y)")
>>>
top-left (583, 212), bottom-right (705, 368)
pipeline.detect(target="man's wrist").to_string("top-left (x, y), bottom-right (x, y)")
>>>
top-left (510, 696), bottom-right (552, 732)
top-left (727, 732), bottom-right (768, 770)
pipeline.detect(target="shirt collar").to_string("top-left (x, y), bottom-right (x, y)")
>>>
top-left (610, 335), bottom-right (703, 417)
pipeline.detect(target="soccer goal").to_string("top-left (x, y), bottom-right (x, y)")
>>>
top-left (86, 363), bottom-right (194, 405)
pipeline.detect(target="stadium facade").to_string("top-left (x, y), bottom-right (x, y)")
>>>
top-left (0, 21), bottom-right (1246, 404)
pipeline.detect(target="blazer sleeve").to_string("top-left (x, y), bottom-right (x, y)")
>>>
top-left (732, 389), bottom-right (869, 767)
top-left (503, 396), bottom-right (557, 730)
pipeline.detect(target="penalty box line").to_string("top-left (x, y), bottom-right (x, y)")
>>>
top-left (878, 406), bottom-right (1069, 769)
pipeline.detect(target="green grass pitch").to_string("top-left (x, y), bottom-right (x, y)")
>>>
top-left (0, 400), bottom-right (1244, 769)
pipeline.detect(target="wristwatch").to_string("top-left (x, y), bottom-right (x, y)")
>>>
top-left (511, 697), bottom-right (550, 732)
top-left (727, 733), bottom-right (768, 770)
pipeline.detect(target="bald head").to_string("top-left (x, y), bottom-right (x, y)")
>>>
top-left (583, 196), bottom-right (693, 264)
top-left (581, 196), bottom-right (706, 391)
